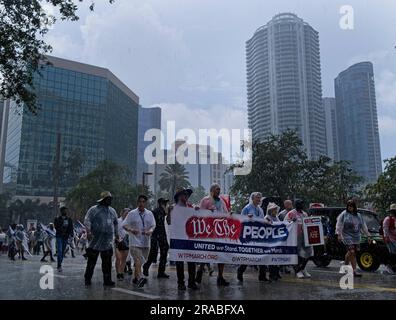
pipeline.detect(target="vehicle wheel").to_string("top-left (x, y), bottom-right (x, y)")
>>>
top-left (312, 255), bottom-right (332, 267)
top-left (357, 251), bottom-right (380, 272)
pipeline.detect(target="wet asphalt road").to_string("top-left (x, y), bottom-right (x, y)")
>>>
top-left (0, 253), bottom-right (395, 300)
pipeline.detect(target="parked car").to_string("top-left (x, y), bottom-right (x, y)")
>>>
top-left (308, 207), bottom-right (393, 272)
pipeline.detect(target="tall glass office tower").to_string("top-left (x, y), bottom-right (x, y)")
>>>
top-left (335, 62), bottom-right (382, 183)
top-left (2, 56), bottom-right (139, 197)
top-left (246, 13), bottom-right (326, 159)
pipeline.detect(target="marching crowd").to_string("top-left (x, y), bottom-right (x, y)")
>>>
top-left (1, 183), bottom-right (396, 292)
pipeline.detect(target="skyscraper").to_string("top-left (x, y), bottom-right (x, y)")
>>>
top-left (246, 13), bottom-right (326, 159)
top-left (137, 106), bottom-right (161, 186)
top-left (335, 62), bottom-right (382, 183)
top-left (322, 97), bottom-right (339, 161)
top-left (2, 55), bottom-right (139, 198)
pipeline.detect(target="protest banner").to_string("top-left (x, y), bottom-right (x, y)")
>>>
top-left (303, 216), bottom-right (324, 246)
top-left (169, 206), bottom-right (298, 265)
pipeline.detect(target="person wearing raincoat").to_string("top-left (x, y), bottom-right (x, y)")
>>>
top-left (285, 199), bottom-right (314, 279)
top-left (237, 192), bottom-right (271, 282)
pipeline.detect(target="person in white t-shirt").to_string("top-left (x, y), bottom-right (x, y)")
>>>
top-left (122, 195), bottom-right (156, 288)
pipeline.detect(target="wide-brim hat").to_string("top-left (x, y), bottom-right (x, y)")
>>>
top-left (267, 202), bottom-right (280, 214)
top-left (97, 191), bottom-right (113, 203)
top-left (158, 198), bottom-right (170, 205)
top-left (174, 188), bottom-right (193, 202)
top-left (388, 203), bottom-right (396, 213)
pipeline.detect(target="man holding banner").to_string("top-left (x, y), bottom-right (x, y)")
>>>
top-left (173, 188), bottom-right (199, 291)
top-left (237, 192), bottom-right (270, 283)
top-left (199, 184), bottom-right (230, 287)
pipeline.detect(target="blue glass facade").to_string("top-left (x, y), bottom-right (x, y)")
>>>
top-left (3, 56), bottom-right (139, 196)
top-left (335, 62), bottom-right (382, 183)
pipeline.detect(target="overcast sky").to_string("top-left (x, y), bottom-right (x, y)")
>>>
top-left (46, 0), bottom-right (396, 162)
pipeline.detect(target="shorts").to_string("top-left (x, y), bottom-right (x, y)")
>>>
top-left (116, 241), bottom-right (129, 251)
top-left (129, 246), bottom-right (149, 263)
top-left (344, 243), bottom-right (360, 252)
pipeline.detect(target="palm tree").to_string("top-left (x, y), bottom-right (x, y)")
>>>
top-left (158, 163), bottom-right (190, 202)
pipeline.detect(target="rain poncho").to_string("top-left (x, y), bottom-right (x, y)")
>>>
top-left (241, 192), bottom-right (264, 219)
top-left (335, 210), bottom-right (369, 245)
top-left (84, 204), bottom-right (119, 251)
top-left (264, 202), bottom-right (280, 224)
top-left (285, 209), bottom-right (313, 259)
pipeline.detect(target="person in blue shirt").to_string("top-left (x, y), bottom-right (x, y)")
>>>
top-left (237, 192), bottom-right (271, 282)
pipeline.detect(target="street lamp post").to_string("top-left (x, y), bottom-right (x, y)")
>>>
top-left (142, 171), bottom-right (153, 194)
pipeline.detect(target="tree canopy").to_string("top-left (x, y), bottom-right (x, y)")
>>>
top-left (364, 156), bottom-right (396, 215)
top-left (66, 160), bottom-right (148, 219)
top-left (230, 131), bottom-right (363, 212)
top-left (0, 0), bottom-right (114, 114)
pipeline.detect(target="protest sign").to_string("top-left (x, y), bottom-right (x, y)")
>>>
top-left (303, 216), bottom-right (324, 246)
top-left (169, 206), bottom-right (298, 265)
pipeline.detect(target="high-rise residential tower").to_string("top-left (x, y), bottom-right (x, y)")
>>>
top-left (335, 61), bottom-right (382, 182)
top-left (322, 97), bottom-right (339, 161)
top-left (246, 13), bottom-right (326, 159)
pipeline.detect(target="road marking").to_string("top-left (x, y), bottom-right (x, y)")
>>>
top-left (282, 277), bottom-right (396, 293)
top-left (111, 287), bottom-right (160, 299)
top-left (53, 274), bottom-right (68, 278)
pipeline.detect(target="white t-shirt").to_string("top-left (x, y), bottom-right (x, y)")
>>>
top-left (122, 208), bottom-right (156, 248)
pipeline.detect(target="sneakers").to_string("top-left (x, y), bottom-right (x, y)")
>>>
top-left (57, 267), bottom-right (62, 272)
top-left (50, 258), bottom-right (56, 262)
top-left (195, 270), bottom-right (203, 284)
top-left (137, 278), bottom-right (147, 288)
top-left (296, 271), bottom-right (305, 279)
top-left (40, 258), bottom-right (48, 263)
top-left (142, 265), bottom-right (149, 277)
top-left (178, 283), bottom-right (187, 290)
top-left (302, 270), bottom-right (311, 278)
top-left (258, 274), bottom-right (271, 282)
top-left (157, 273), bottom-right (170, 279)
top-left (103, 281), bottom-right (115, 287)
top-left (384, 265), bottom-right (394, 274)
top-left (217, 277), bottom-right (230, 287)
top-left (188, 282), bottom-right (199, 290)
top-left (117, 273), bottom-right (124, 281)
top-left (132, 278), bottom-right (138, 285)
top-left (85, 279), bottom-right (92, 286)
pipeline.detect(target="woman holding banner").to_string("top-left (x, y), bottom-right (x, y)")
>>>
top-left (285, 199), bottom-right (313, 279)
top-left (237, 192), bottom-right (271, 283)
top-left (264, 202), bottom-right (282, 281)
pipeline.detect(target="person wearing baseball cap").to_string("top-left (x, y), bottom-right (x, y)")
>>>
top-left (143, 198), bottom-right (170, 279)
top-left (83, 191), bottom-right (119, 287)
top-left (383, 204), bottom-right (396, 273)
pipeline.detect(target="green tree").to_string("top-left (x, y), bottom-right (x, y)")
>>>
top-left (230, 131), bottom-right (364, 212)
top-left (0, 0), bottom-right (114, 114)
top-left (299, 157), bottom-right (363, 206)
top-left (158, 163), bottom-right (190, 203)
top-left (189, 185), bottom-right (207, 206)
top-left (66, 160), bottom-right (148, 219)
top-left (230, 130), bottom-right (307, 204)
top-left (365, 156), bottom-right (396, 215)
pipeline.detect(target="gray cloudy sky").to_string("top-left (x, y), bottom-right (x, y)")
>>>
top-left (46, 0), bottom-right (396, 161)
